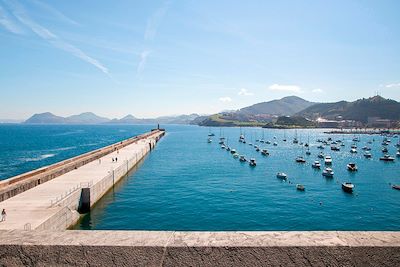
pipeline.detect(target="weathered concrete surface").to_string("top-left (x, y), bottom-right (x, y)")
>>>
top-left (0, 130), bottom-right (164, 231)
top-left (0, 230), bottom-right (399, 266)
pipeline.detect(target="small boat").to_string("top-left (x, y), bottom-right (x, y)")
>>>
top-left (260, 139), bottom-right (265, 143)
top-left (380, 154), bottom-right (395, 161)
top-left (221, 144), bottom-right (226, 149)
top-left (306, 151), bottom-right (311, 155)
top-left (392, 185), bottom-right (400, 190)
top-left (273, 142), bottom-right (278, 146)
top-left (322, 168), bottom-right (334, 177)
top-left (266, 141), bottom-right (271, 144)
top-left (318, 152), bottom-right (324, 159)
top-left (351, 144), bottom-right (357, 149)
top-left (249, 158), bottom-right (257, 167)
top-left (255, 147), bottom-right (260, 152)
top-left (324, 155), bottom-right (332, 164)
top-left (230, 149), bottom-right (237, 154)
top-left (382, 147), bottom-right (388, 153)
top-left (304, 143), bottom-right (309, 147)
top-left (350, 148), bottom-right (357, 153)
top-left (239, 155), bottom-right (247, 162)
top-left (296, 184), bottom-right (305, 191)
top-left (233, 153), bottom-right (239, 158)
top-left (276, 172), bottom-right (287, 179)
top-left (208, 133), bottom-right (215, 137)
top-left (312, 160), bottom-right (321, 169)
top-left (364, 151), bottom-right (372, 158)
top-left (249, 143), bottom-right (253, 146)
top-left (295, 156), bottom-right (306, 163)
top-left (331, 145), bottom-right (340, 151)
top-left (342, 182), bottom-right (354, 193)
top-left (347, 162), bottom-right (358, 171)
top-left (293, 138), bottom-right (299, 144)
top-left (207, 138), bottom-right (212, 143)
top-left (317, 145), bottom-right (324, 149)
top-left (362, 146), bottom-right (368, 150)
top-left (396, 151), bottom-right (400, 157)
top-left (226, 146), bottom-right (231, 152)
top-left (261, 149), bottom-right (269, 156)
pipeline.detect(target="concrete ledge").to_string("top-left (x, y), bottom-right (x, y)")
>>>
top-left (0, 231), bottom-right (399, 266)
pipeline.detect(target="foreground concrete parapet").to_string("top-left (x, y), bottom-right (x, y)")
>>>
top-left (0, 230), bottom-right (399, 266)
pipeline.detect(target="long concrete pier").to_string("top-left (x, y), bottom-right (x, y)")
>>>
top-left (0, 129), bottom-right (165, 231)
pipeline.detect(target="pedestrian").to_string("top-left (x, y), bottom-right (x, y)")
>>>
top-left (99, 159), bottom-right (101, 164)
top-left (112, 158), bottom-right (114, 162)
top-left (1, 209), bottom-right (6, 222)
top-left (116, 157), bottom-right (118, 162)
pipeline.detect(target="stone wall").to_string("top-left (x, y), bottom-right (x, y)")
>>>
top-left (0, 230), bottom-right (399, 266)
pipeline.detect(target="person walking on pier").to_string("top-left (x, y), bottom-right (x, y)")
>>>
top-left (1, 209), bottom-right (6, 222)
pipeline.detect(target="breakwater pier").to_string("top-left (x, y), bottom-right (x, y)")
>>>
top-left (0, 129), bottom-right (165, 230)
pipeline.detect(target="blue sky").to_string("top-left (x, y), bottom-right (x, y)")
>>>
top-left (0, 0), bottom-right (399, 119)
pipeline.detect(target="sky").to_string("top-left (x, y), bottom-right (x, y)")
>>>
top-left (0, 0), bottom-right (400, 120)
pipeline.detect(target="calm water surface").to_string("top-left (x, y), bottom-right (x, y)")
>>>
top-left (1, 124), bottom-right (399, 230)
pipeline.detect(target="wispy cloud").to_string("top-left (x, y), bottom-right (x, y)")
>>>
top-left (4, 1), bottom-right (109, 75)
top-left (137, 50), bottom-right (151, 75)
top-left (0, 6), bottom-right (24, 34)
top-left (219, 97), bottom-right (232, 103)
top-left (30, 0), bottom-right (79, 25)
top-left (385, 83), bottom-right (400, 88)
top-left (144, 1), bottom-right (170, 41)
top-left (312, 88), bottom-right (324, 93)
top-left (269, 84), bottom-right (302, 93)
top-left (238, 88), bottom-right (254, 96)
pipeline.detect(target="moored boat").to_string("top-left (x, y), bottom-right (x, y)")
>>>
top-left (324, 155), bottom-right (332, 164)
top-left (392, 185), bottom-right (400, 190)
top-left (322, 167), bottom-right (334, 177)
top-left (347, 162), bottom-right (358, 171)
top-left (342, 182), bottom-right (354, 193)
top-left (296, 184), bottom-right (305, 191)
top-left (249, 158), bottom-right (257, 167)
top-left (364, 151), bottom-right (372, 158)
top-left (380, 154), bottom-right (395, 161)
top-left (276, 172), bottom-right (287, 179)
top-left (312, 160), bottom-right (321, 169)
top-left (261, 149), bottom-right (269, 156)
top-left (295, 156), bottom-right (306, 163)
top-left (239, 155), bottom-right (247, 162)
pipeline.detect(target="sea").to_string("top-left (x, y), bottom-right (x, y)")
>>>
top-left (0, 124), bottom-right (399, 231)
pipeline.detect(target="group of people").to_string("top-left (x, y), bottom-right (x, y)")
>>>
top-left (112, 157), bottom-right (118, 163)
top-left (0, 209), bottom-right (6, 222)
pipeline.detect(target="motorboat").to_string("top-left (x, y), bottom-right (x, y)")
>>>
top-left (342, 182), bottom-right (354, 193)
top-left (226, 146), bottom-right (231, 152)
top-left (331, 145), bottom-right (340, 151)
top-left (293, 138), bottom-right (299, 144)
top-left (230, 149), bottom-right (237, 154)
top-left (304, 143), bottom-right (309, 147)
top-left (396, 151), bottom-right (400, 157)
top-left (276, 172), bottom-right (287, 179)
top-left (233, 153), bottom-right (239, 158)
top-left (322, 168), bottom-right (334, 177)
top-left (249, 158), bottom-right (257, 167)
top-left (351, 144), bottom-right (357, 149)
top-left (249, 143), bottom-right (253, 146)
top-left (317, 145), bottom-right (324, 149)
top-left (207, 138), bottom-right (212, 143)
top-left (318, 152), bottom-right (324, 159)
top-left (256, 147), bottom-right (260, 152)
top-left (273, 142), bottom-right (278, 146)
top-left (380, 154), bottom-right (395, 161)
top-left (364, 151), bottom-right (372, 158)
top-left (392, 185), bottom-right (400, 190)
top-left (306, 150), bottom-right (311, 155)
top-left (239, 134), bottom-right (245, 143)
top-left (221, 144), bottom-right (226, 149)
top-left (350, 148), bottom-right (357, 153)
top-left (296, 184), bottom-right (305, 191)
top-left (347, 163), bottom-right (358, 171)
top-left (312, 161), bottom-right (321, 169)
top-left (239, 155), bottom-right (247, 162)
top-left (266, 141), bottom-right (271, 144)
top-left (295, 156), bottom-right (306, 163)
top-left (382, 147), bottom-right (388, 153)
top-left (324, 155), bottom-right (332, 164)
top-left (261, 149), bottom-right (269, 156)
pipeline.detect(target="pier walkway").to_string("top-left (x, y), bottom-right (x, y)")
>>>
top-left (0, 130), bottom-right (165, 230)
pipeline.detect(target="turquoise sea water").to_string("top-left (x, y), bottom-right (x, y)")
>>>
top-left (1, 124), bottom-right (399, 230)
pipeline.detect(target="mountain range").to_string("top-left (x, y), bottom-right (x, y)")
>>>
top-left (24, 112), bottom-right (201, 125)
top-left (22, 95), bottom-right (400, 126)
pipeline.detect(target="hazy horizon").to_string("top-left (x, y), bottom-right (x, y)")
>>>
top-left (1, 0), bottom-right (399, 120)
